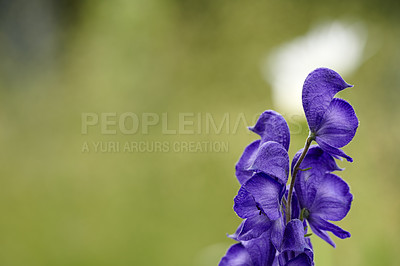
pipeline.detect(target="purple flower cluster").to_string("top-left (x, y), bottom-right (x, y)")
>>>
top-left (220, 68), bottom-right (359, 266)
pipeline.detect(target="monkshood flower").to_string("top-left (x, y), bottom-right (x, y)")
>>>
top-left (220, 230), bottom-right (276, 266)
top-left (232, 112), bottom-right (291, 243)
top-left (220, 112), bottom-right (293, 265)
top-left (233, 173), bottom-right (285, 245)
top-left (221, 220), bottom-right (314, 266)
top-left (292, 146), bottom-right (353, 247)
top-left (221, 114), bottom-right (314, 265)
top-left (274, 219), bottom-right (314, 266)
top-left (302, 68), bottom-right (359, 162)
top-left (220, 67), bottom-right (357, 266)
top-left (235, 111), bottom-right (290, 185)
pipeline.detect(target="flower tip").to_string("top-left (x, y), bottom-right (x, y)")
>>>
top-left (336, 166), bottom-right (345, 171)
top-left (227, 232), bottom-right (237, 240)
top-left (346, 83), bottom-right (354, 89)
top-left (247, 165), bottom-right (256, 171)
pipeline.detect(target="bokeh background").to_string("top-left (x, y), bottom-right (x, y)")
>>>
top-left (1, 0), bottom-right (400, 265)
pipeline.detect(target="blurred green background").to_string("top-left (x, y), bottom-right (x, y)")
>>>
top-left (1, 0), bottom-right (400, 265)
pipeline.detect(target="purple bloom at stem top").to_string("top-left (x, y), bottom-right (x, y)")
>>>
top-left (220, 68), bottom-right (358, 266)
top-left (302, 68), bottom-right (359, 162)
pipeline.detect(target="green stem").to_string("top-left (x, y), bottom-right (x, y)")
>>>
top-left (286, 136), bottom-right (313, 224)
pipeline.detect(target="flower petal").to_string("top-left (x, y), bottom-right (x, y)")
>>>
top-left (219, 243), bottom-right (252, 266)
top-left (242, 231), bottom-right (277, 266)
top-left (227, 221), bottom-right (244, 241)
top-left (308, 221), bottom-right (335, 248)
top-left (235, 140), bottom-right (260, 185)
top-left (236, 215), bottom-right (273, 241)
top-left (291, 145), bottom-right (342, 175)
top-left (285, 253), bottom-right (314, 266)
top-left (313, 217), bottom-right (351, 239)
top-left (294, 169), bottom-right (352, 248)
top-left (243, 173), bottom-right (284, 221)
top-left (270, 217), bottom-right (285, 251)
top-left (316, 98), bottom-right (359, 148)
top-left (316, 137), bottom-right (353, 162)
top-left (294, 170), bottom-right (317, 216)
top-left (293, 146), bottom-right (342, 209)
top-left (249, 110), bottom-right (290, 151)
top-left (309, 173), bottom-right (353, 221)
top-left (281, 219), bottom-right (309, 253)
top-left (249, 141), bottom-right (290, 184)
top-left (308, 216), bottom-right (351, 247)
top-left (302, 68), bottom-right (352, 132)
top-left (234, 187), bottom-right (259, 219)
top-left (282, 189), bottom-right (301, 222)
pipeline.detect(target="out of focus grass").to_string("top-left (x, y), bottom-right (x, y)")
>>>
top-left (0, 0), bottom-right (400, 265)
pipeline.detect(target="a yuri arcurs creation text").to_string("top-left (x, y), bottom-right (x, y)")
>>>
top-left (220, 68), bottom-right (359, 265)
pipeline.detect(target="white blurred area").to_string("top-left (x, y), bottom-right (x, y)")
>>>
top-left (262, 21), bottom-right (368, 115)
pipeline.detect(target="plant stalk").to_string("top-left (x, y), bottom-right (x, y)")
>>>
top-left (286, 136), bottom-right (313, 224)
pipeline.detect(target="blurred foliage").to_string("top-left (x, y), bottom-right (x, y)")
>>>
top-left (0, 0), bottom-right (400, 265)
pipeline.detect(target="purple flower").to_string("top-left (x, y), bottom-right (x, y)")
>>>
top-left (249, 142), bottom-right (290, 185)
top-left (220, 231), bottom-right (276, 266)
top-left (291, 144), bottom-right (342, 177)
top-left (293, 146), bottom-right (353, 247)
top-left (276, 219), bottom-right (314, 266)
top-left (221, 68), bottom-right (357, 265)
top-left (302, 68), bottom-right (359, 162)
top-left (231, 110), bottom-right (291, 245)
top-left (233, 173), bottom-right (285, 243)
top-left (220, 243), bottom-right (253, 266)
top-left (277, 253), bottom-right (314, 266)
top-left (220, 219), bottom-right (315, 266)
top-left (236, 111), bottom-right (290, 185)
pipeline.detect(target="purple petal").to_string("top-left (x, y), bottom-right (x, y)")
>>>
top-left (234, 187), bottom-right (259, 219)
top-left (309, 173), bottom-right (352, 221)
top-left (283, 189), bottom-right (301, 221)
top-left (304, 238), bottom-right (314, 262)
top-left (235, 140), bottom-right (260, 185)
top-left (249, 141), bottom-right (290, 184)
top-left (313, 217), bottom-right (351, 239)
top-left (291, 145), bottom-right (342, 175)
top-left (219, 243), bottom-right (252, 266)
top-left (308, 221), bottom-right (335, 247)
top-left (249, 110), bottom-right (290, 151)
top-left (294, 169), bottom-right (317, 216)
top-left (308, 216), bottom-right (351, 247)
top-left (281, 219), bottom-right (309, 253)
top-left (242, 231), bottom-right (277, 266)
top-left (316, 137), bottom-right (353, 162)
top-left (294, 170), bottom-right (352, 247)
top-left (278, 251), bottom-right (314, 266)
top-left (227, 221), bottom-right (244, 241)
top-left (270, 217), bottom-right (285, 251)
top-left (290, 191), bottom-right (301, 220)
top-left (302, 68), bottom-right (352, 132)
top-left (236, 215), bottom-right (273, 241)
top-left (293, 146), bottom-right (342, 209)
top-left (316, 98), bottom-right (359, 148)
top-left (243, 173), bottom-right (284, 221)
top-left (285, 253), bottom-right (314, 266)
